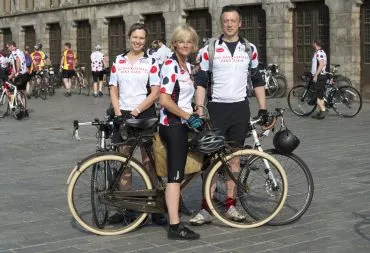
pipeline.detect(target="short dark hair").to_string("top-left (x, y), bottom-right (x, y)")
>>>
top-left (128, 23), bottom-right (148, 37)
top-left (313, 39), bottom-right (323, 47)
top-left (64, 42), bottom-right (71, 48)
top-left (7, 40), bottom-right (16, 47)
top-left (221, 5), bottom-right (241, 17)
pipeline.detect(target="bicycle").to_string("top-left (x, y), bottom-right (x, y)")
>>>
top-left (250, 64), bottom-right (287, 99)
top-left (29, 69), bottom-right (48, 100)
top-left (66, 114), bottom-right (288, 236)
top-left (239, 108), bottom-right (314, 225)
top-left (287, 72), bottom-right (362, 117)
top-left (0, 80), bottom-right (27, 120)
top-left (73, 66), bottom-right (90, 96)
top-left (46, 66), bottom-right (56, 96)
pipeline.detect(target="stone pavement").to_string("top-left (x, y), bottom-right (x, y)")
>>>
top-left (0, 89), bottom-right (369, 253)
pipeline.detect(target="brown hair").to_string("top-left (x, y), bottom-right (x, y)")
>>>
top-left (64, 42), bottom-right (71, 49)
top-left (7, 41), bottom-right (16, 47)
top-left (128, 23), bottom-right (148, 38)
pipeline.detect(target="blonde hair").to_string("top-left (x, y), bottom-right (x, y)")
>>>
top-left (170, 24), bottom-right (199, 52)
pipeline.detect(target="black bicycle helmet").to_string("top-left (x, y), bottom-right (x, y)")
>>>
top-left (273, 129), bottom-right (300, 154)
top-left (191, 130), bottom-right (225, 154)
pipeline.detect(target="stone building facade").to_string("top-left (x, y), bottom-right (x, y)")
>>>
top-left (0, 0), bottom-right (369, 98)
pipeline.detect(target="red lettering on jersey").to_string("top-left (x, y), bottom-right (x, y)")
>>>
top-left (150, 66), bottom-right (158, 74)
top-left (119, 59), bottom-right (126, 64)
top-left (216, 48), bottom-right (224, 53)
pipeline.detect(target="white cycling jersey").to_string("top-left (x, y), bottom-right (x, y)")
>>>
top-left (109, 53), bottom-right (160, 111)
top-left (0, 55), bottom-right (10, 69)
top-left (9, 49), bottom-right (27, 75)
top-left (311, 49), bottom-right (327, 75)
top-left (199, 38), bottom-right (259, 103)
top-left (90, 51), bottom-right (104, 72)
top-left (159, 55), bottom-right (194, 126)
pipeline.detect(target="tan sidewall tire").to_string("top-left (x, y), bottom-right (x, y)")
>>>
top-left (204, 149), bottom-right (288, 229)
top-left (67, 154), bottom-right (153, 236)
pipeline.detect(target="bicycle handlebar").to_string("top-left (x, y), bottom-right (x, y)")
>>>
top-left (72, 118), bottom-right (113, 140)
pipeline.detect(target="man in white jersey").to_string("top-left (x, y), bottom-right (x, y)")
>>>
top-left (311, 39), bottom-right (328, 119)
top-left (90, 44), bottom-right (105, 97)
top-left (7, 41), bottom-right (29, 116)
top-left (191, 5), bottom-right (268, 225)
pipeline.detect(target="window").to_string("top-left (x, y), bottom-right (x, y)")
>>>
top-left (2, 28), bottom-right (12, 49)
top-left (49, 23), bottom-right (61, 66)
top-left (108, 17), bottom-right (125, 66)
top-left (239, 5), bottom-right (266, 65)
top-left (24, 26), bottom-right (36, 51)
top-left (144, 14), bottom-right (165, 48)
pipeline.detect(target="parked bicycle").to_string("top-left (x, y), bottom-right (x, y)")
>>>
top-left (29, 69), bottom-right (49, 100)
top-left (73, 66), bottom-right (90, 96)
top-left (240, 108), bottom-right (314, 225)
top-left (0, 80), bottom-right (27, 119)
top-left (66, 112), bottom-right (288, 235)
top-left (287, 72), bottom-right (362, 117)
top-left (250, 63), bottom-right (287, 98)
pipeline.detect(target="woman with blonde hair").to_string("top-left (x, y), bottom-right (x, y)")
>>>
top-left (159, 24), bottom-right (203, 240)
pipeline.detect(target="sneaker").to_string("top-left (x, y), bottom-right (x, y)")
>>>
top-left (225, 206), bottom-right (246, 222)
top-left (98, 91), bottom-right (103, 97)
top-left (168, 223), bottom-right (200, 240)
top-left (151, 213), bottom-right (167, 226)
top-left (189, 209), bottom-right (212, 226)
top-left (93, 92), bottom-right (98, 97)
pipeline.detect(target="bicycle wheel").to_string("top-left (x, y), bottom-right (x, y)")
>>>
top-left (239, 149), bottom-right (314, 225)
top-left (333, 75), bottom-right (353, 87)
top-left (273, 74), bottom-right (287, 98)
top-left (0, 94), bottom-right (9, 117)
top-left (204, 149), bottom-right (287, 229)
top-left (67, 153), bottom-right (153, 236)
top-left (14, 92), bottom-right (26, 120)
top-left (82, 78), bottom-right (90, 96)
top-left (265, 76), bottom-right (279, 98)
top-left (39, 77), bottom-right (48, 100)
top-left (287, 85), bottom-right (317, 116)
top-left (332, 85), bottom-right (362, 117)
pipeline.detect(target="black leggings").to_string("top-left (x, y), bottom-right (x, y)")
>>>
top-left (159, 124), bottom-right (188, 183)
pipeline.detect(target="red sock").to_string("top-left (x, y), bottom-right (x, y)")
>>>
top-left (202, 199), bottom-right (209, 211)
top-left (226, 198), bottom-right (236, 210)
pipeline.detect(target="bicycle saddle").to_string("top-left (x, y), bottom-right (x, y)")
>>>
top-left (125, 117), bottom-right (158, 130)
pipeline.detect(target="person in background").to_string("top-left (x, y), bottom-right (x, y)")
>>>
top-left (60, 42), bottom-right (77, 97)
top-left (90, 44), bottom-right (105, 97)
top-left (156, 39), bottom-right (172, 65)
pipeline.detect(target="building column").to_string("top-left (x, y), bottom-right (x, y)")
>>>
top-left (162, 10), bottom-right (187, 46)
top-left (262, 1), bottom-right (294, 89)
top-left (98, 18), bottom-right (109, 57)
top-left (208, 1), bottom-right (222, 37)
top-left (60, 21), bottom-right (77, 50)
top-left (325, 0), bottom-right (362, 86)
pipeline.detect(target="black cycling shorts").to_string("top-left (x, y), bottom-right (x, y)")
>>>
top-left (208, 100), bottom-right (250, 147)
top-left (111, 106), bottom-right (157, 144)
top-left (314, 75), bottom-right (328, 99)
top-left (14, 74), bottom-right (29, 90)
top-left (92, 71), bottom-right (104, 82)
top-left (159, 123), bottom-right (188, 183)
top-left (62, 69), bottom-right (75, 79)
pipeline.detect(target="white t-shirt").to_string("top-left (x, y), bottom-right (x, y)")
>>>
top-left (9, 49), bottom-right (27, 75)
top-left (90, 51), bottom-right (104, 72)
top-left (0, 55), bottom-right (10, 69)
top-left (109, 53), bottom-right (160, 111)
top-left (159, 56), bottom-right (194, 126)
top-left (199, 39), bottom-right (259, 103)
top-left (311, 49), bottom-right (327, 75)
top-left (156, 44), bottom-right (172, 65)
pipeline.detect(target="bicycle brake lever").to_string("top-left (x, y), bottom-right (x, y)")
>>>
top-left (73, 129), bottom-right (81, 141)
